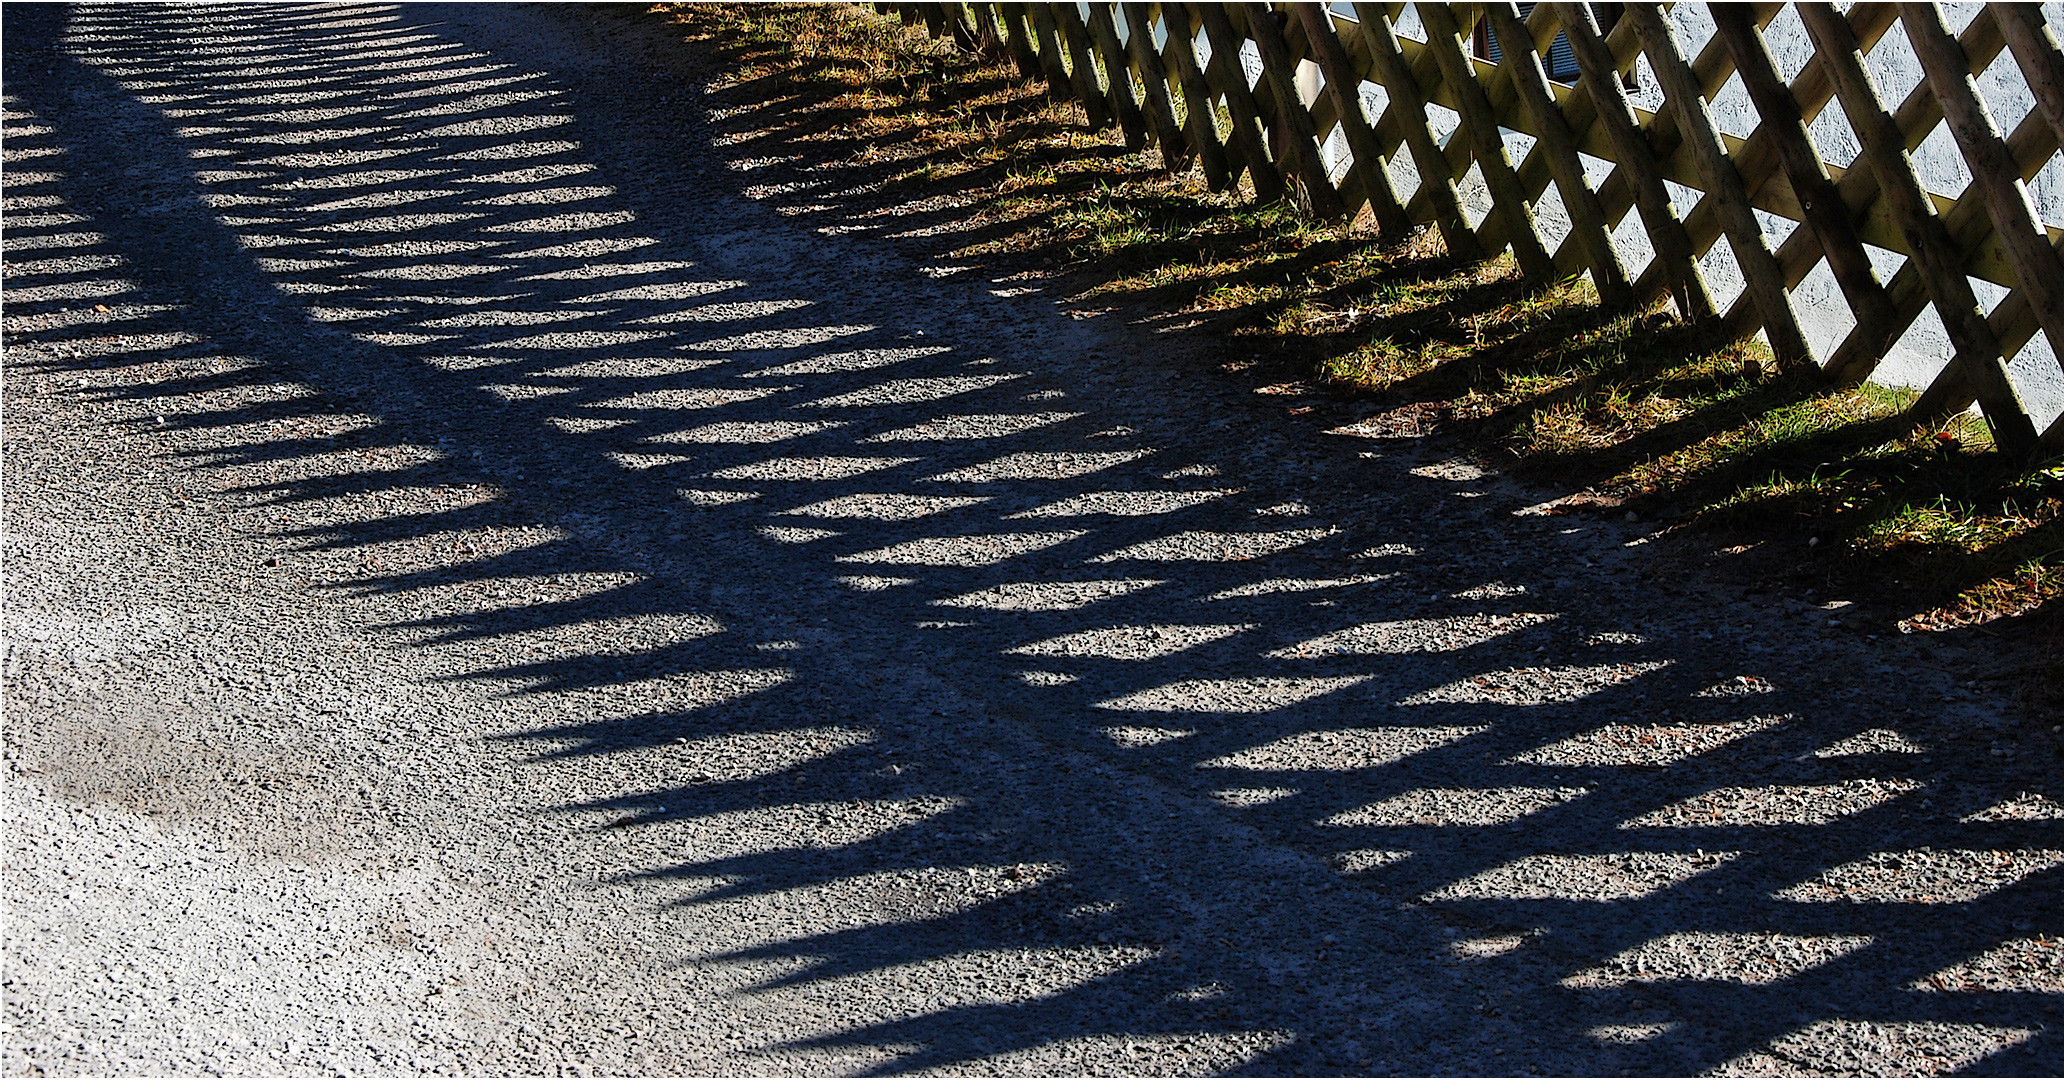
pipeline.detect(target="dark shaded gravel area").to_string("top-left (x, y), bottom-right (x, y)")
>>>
top-left (3, 3), bottom-right (2060, 1075)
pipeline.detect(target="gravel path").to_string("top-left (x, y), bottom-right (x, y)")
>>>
top-left (3, 3), bottom-right (2059, 1075)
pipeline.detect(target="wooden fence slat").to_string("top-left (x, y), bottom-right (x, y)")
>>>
top-left (1512, 2), bottom-right (1632, 284)
top-left (1324, 6), bottom-right (1481, 232)
top-left (1052, 4), bottom-right (1114, 129)
top-left (1157, 3), bottom-right (1237, 189)
top-left (995, 4), bottom-right (1042, 77)
top-left (1234, 2), bottom-right (1345, 217)
top-left (1085, 4), bottom-right (1150, 150)
top-left (1987, 280), bottom-right (2047, 378)
top-left (1024, 4), bottom-right (1074, 104)
top-left (1555, 2), bottom-right (1715, 318)
top-left (1620, 7), bottom-right (1883, 308)
top-left (1630, 4), bottom-right (1816, 367)
top-left (1347, 1), bottom-right (1485, 259)
top-left (1023, 4), bottom-right (1077, 100)
top-left (1904, 2), bottom-right (2063, 357)
top-left (1841, 8), bottom-right (2028, 282)
top-left (1487, 3), bottom-right (1570, 264)
top-left (1229, 4), bottom-right (1300, 164)
top-left (968, 2), bottom-right (1003, 53)
top-left (1024, 3), bottom-right (2044, 294)
top-left (1993, 2), bottom-right (2064, 137)
top-left (1406, 4), bottom-right (1518, 259)
top-left (1292, 3), bottom-right (1410, 234)
top-left (1195, 1), bottom-right (1290, 201)
top-left (1726, 4), bottom-right (1894, 217)
top-left (1608, 7), bottom-right (1763, 306)
top-left (1733, 6), bottom-right (1900, 287)
top-left (1486, 2), bottom-right (1633, 307)
top-left (996, 3), bottom-right (1043, 77)
top-left (1165, 4), bottom-right (1243, 189)
top-left (1913, 288), bottom-right (2043, 422)
top-left (1416, 3), bottom-right (1558, 281)
top-left (1279, 6), bottom-right (1426, 228)
top-left (1321, 13), bottom-right (1409, 168)
top-left (1501, 2), bottom-right (1698, 277)
top-left (1661, 5), bottom-right (1807, 255)
top-left (1625, 8), bottom-right (1811, 296)
top-left (1927, 252), bottom-right (2052, 436)
top-left (1798, 2), bottom-right (2037, 453)
top-left (1793, 6), bottom-right (2038, 384)
top-left (1270, 7), bottom-right (1377, 222)
top-left (1381, 4), bottom-right (1490, 201)
top-left (1797, 8), bottom-right (2022, 275)
top-left (1974, 238), bottom-right (2055, 382)
top-left (1484, 2), bottom-right (1614, 272)
top-left (1712, 5), bottom-right (1900, 383)
top-left (944, 3), bottom-right (978, 51)
top-left (1560, 3), bottom-right (1661, 154)
top-left (1121, 5), bottom-right (1192, 169)
top-left (1439, 8), bottom-right (1549, 268)
top-left (1852, 102), bottom-right (2060, 382)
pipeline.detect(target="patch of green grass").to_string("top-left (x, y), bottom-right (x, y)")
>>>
top-left (1871, 495), bottom-right (2029, 551)
top-left (1675, 398), bottom-right (2060, 621)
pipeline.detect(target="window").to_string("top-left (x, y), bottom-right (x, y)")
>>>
top-left (1473, 3), bottom-right (1629, 86)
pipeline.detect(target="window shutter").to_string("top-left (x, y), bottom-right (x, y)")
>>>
top-left (1475, 3), bottom-right (1611, 85)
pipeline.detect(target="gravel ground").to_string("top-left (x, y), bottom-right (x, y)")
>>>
top-left (3, 3), bottom-right (2060, 1075)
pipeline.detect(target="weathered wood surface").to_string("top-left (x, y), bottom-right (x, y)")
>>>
top-left (874, 2), bottom-right (2063, 453)
top-left (1487, 2), bottom-right (1630, 308)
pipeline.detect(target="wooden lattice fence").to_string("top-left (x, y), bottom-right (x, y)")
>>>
top-left (872, 2), bottom-right (2064, 458)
